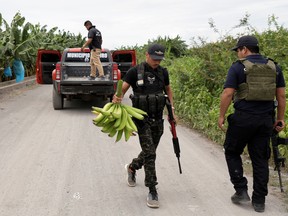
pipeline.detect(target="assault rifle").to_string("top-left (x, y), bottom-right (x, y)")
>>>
top-left (165, 96), bottom-right (182, 174)
top-left (271, 122), bottom-right (287, 192)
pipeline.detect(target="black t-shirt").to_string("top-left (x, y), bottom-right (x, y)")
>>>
top-left (124, 62), bottom-right (170, 91)
top-left (87, 26), bottom-right (102, 49)
top-left (224, 54), bottom-right (286, 114)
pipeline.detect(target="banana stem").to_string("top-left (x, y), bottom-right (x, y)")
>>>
top-left (116, 80), bottom-right (123, 97)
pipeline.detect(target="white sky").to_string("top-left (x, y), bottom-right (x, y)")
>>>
top-left (1, 0), bottom-right (288, 49)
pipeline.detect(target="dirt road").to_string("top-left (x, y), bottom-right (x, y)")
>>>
top-left (0, 84), bottom-right (287, 216)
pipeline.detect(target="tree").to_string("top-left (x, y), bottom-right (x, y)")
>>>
top-left (0, 12), bottom-right (37, 81)
top-left (148, 35), bottom-right (188, 59)
top-left (0, 12), bottom-right (86, 81)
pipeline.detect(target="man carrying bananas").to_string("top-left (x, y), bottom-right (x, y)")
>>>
top-left (113, 43), bottom-right (175, 208)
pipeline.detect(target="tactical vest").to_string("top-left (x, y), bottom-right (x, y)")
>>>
top-left (234, 59), bottom-right (277, 101)
top-left (130, 62), bottom-right (166, 116)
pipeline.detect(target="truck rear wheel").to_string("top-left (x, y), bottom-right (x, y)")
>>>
top-left (53, 88), bottom-right (64, 109)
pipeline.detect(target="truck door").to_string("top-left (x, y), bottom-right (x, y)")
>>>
top-left (36, 49), bottom-right (61, 84)
top-left (112, 50), bottom-right (136, 79)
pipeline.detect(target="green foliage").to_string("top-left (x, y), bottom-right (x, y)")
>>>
top-left (148, 35), bottom-right (188, 59)
top-left (168, 56), bottom-right (226, 142)
top-left (116, 35), bottom-right (188, 64)
top-left (188, 38), bottom-right (235, 96)
top-left (166, 15), bottom-right (288, 179)
top-left (0, 12), bottom-right (85, 78)
top-left (254, 16), bottom-right (288, 77)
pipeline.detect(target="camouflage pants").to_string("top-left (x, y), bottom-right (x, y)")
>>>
top-left (130, 118), bottom-right (164, 188)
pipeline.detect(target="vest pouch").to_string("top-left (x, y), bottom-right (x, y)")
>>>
top-left (147, 94), bottom-right (157, 115)
top-left (235, 83), bottom-right (248, 100)
top-left (138, 95), bottom-right (148, 112)
top-left (246, 82), bottom-right (276, 101)
top-left (156, 94), bottom-right (166, 113)
top-left (130, 94), bottom-right (139, 108)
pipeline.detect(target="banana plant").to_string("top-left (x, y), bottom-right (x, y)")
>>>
top-left (0, 12), bottom-right (85, 81)
top-left (0, 12), bottom-right (36, 81)
top-left (0, 13), bottom-right (13, 79)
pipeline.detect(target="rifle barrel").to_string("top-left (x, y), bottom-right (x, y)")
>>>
top-left (177, 158), bottom-right (182, 174)
top-left (277, 169), bottom-right (284, 193)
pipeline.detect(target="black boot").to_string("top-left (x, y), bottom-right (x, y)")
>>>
top-left (252, 202), bottom-right (265, 212)
top-left (231, 190), bottom-right (250, 204)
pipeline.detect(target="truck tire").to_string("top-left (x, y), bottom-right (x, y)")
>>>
top-left (53, 88), bottom-right (64, 110)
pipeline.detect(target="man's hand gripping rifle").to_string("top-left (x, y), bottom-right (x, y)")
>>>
top-left (165, 96), bottom-right (182, 174)
top-left (271, 122), bottom-right (287, 192)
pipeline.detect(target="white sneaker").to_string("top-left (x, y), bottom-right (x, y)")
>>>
top-left (125, 164), bottom-right (136, 187)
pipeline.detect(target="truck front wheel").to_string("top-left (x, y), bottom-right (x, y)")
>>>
top-left (53, 88), bottom-right (64, 110)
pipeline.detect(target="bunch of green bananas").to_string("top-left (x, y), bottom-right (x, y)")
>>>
top-left (91, 80), bottom-right (147, 142)
top-left (92, 103), bottom-right (147, 142)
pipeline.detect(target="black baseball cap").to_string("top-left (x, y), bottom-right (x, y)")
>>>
top-left (231, 35), bottom-right (259, 51)
top-left (148, 44), bottom-right (165, 60)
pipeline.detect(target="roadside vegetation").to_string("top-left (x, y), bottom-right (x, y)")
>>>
top-left (0, 12), bottom-right (84, 81)
top-left (1, 12), bottom-right (288, 199)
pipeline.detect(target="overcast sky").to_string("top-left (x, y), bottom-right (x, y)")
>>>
top-left (1, 0), bottom-right (288, 49)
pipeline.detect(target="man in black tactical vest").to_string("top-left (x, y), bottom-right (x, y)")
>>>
top-left (113, 44), bottom-right (175, 208)
top-left (218, 35), bottom-right (286, 213)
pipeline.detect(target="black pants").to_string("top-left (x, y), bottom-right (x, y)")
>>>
top-left (224, 110), bottom-right (273, 204)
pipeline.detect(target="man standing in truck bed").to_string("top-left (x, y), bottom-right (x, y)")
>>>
top-left (81, 20), bottom-right (105, 80)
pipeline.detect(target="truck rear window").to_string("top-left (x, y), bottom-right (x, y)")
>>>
top-left (65, 52), bottom-right (109, 62)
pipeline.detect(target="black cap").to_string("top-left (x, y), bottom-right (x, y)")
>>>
top-left (148, 44), bottom-right (165, 60)
top-left (231, 35), bottom-right (259, 51)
